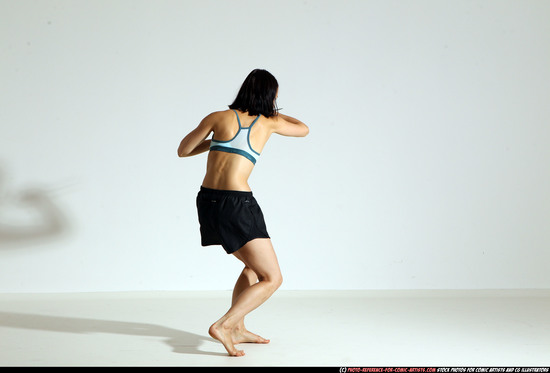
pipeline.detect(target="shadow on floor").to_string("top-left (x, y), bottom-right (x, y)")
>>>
top-left (0, 311), bottom-right (226, 357)
top-left (0, 166), bottom-right (70, 249)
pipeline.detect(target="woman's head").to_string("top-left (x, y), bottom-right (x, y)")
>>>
top-left (229, 69), bottom-right (279, 117)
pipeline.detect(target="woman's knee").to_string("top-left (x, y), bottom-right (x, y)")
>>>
top-left (273, 272), bottom-right (283, 289)
top-left (238, 238), bottom-right (282, 289)
top-left (259, 271), bottom-right (283, 290)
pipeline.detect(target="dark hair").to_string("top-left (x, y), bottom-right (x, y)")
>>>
top-left (229, 69), bottom-right (279, 118)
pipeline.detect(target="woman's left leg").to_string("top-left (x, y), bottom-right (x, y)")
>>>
top-left (209, 238), bottom-right (282, 356)
top-left (230, 258), bottom-right (270, 344)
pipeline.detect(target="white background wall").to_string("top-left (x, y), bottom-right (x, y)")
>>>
top-left (1, 0), bottom-right (549, 293)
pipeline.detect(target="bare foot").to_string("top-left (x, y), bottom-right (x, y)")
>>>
top-left (232, 327), bottom-right (270, 344)
top-left (209, 322), bottom-right (245, 357)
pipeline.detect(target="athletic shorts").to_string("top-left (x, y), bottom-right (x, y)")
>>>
top-left (196, 186), bottom-right (270, 254)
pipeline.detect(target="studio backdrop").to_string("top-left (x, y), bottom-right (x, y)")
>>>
top-left (1, 0), bottom-right (549, 292)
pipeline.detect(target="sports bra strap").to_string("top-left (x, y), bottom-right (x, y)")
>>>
top-left (232, 109), bottom-right (242, 128)
top-left (210, 110), bottom-right (262, 165)
top-left (233, 109), bottom-right (260, 129)
top-left (248, 115), bottom-right (260, 128)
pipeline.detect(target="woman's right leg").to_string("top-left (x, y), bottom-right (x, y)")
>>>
top-left (209, 238), bottom-right (282, 356)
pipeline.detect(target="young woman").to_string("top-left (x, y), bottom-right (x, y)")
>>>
top-left (177, 69), bottom-right (309, 356)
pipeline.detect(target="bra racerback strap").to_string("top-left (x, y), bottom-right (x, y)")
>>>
top-left (232, 110), bottom-right (242, 128)
top-left (249, 115), bottom-right (261, 127)
top-left (232, 109), bottom-right (261, 129)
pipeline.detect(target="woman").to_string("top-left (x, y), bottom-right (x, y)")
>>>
top-left (177, 69), bottom-right (309, 356)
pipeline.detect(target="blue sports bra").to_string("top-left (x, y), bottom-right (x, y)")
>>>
top-left (210, 110), bottom-right (261, 164)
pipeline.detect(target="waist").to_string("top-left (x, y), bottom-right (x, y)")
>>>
top-left (199, 186), bottom-right (253, 199)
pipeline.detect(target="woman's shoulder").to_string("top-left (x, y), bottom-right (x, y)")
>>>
top-left (204, 109), bottom-right (278, 128)
top-left (199, 109), bottom-right (234, 126)
top-left (204, 109), bottom-right (233, 119)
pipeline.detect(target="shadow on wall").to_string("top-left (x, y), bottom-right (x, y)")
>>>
top-left (0, 166), bottom-right (70, 249)
top-left (0, 311), bottom-right (224, 357)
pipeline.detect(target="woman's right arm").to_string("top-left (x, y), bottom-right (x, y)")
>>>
top-left (271, 113), bottom-right (309, 137)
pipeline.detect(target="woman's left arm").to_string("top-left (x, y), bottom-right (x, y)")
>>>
top-left (177, 114), bottom-right (215, 157)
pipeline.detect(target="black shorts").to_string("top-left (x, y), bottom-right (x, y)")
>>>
top-left (196, 187), bottom-right (270, 254)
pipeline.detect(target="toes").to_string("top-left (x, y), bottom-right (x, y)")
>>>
top-left (232, 349), bottom-right (245, 357)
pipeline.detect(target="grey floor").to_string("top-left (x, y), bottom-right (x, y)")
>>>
top-left (0, 290), bottom-right (549, 367)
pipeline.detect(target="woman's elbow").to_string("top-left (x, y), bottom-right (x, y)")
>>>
top-left (177, 145), bottom-right (189, 157)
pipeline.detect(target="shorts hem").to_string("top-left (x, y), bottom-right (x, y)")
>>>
top-left (225, 234), bottom-right (271, 255)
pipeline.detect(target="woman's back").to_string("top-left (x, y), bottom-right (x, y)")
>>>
top-left (202, 109), bottom-right (273, 191)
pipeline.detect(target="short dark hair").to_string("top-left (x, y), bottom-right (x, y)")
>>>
top-left (229, 69), bottom-right (279, 118)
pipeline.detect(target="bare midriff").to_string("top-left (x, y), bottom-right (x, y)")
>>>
top-left (201, 150), bottom-right (255, 191)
